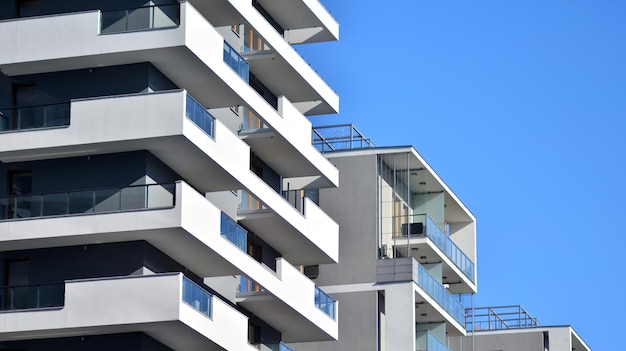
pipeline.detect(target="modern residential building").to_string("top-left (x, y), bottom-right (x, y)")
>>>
top-left (0, 1), bottom-right (340, 351)
top-left (294, 125), bottom-right (478, 351)
top-left (449, 305), bottom-right (592, 351)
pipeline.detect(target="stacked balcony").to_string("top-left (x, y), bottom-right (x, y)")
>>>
top-left (0, 0), bottom-right (340, 349)
top-left (377, 258), bottom-right (465, 336)
top-left (0, 273), bottom-right (257, 351)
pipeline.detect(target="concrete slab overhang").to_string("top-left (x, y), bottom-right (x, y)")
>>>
top-left (377, 258), bottom-right (466, 337)
top-left (394, 237), bottom-right (477, 294)
top-left (189, 0), bottom-right (339, 44)
top-left (0, 273), bottom-right (257, 351)
top-left (236, 258), bottom-right (338, 342)
top-left (0, 1), bottom-right (337, 116)
top-left (0, 91), bottom-right (339, 265)
top-left (0, 180), bottom-right (335, 282)
top-left (0, 182), bottom-right (338, 341)
top-left (0, 6), bottom-right (339, 186)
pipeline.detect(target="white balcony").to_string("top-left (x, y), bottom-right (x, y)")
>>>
top-left (238, 96), bottom-right (339, 189)
top-left (0, 2), bottom-right (337, 116)
top-left (377, 258), bottom-right (466, 337)
top-left (236, 259), bottom-right (338, 342)
top-left (238, 187), bottom-right (339, 265)
top-left (388, 214), bottom-right (476, 294)
top-left (190, 0), bottom-right (339, 44)
top-left (0, 273), bottom-right (257, 351)
top-left (0, 181), bottom-right (338, 341)
top-left (222, 3), bottom-right (339, 115)
top-left (0, 90), bottom-right (248, 193)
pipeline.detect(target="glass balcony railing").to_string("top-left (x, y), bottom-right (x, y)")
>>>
top-left (0, 103), bottom-right (70, 132)
top-left (224, 42), bottom-right (250, 82)
top-left (314, 286), bottom-right (335, 319)
top-left (402, 214), bottom-right (475, 283)
top-left (239, 190), bottom-right (265, 212)
top-left (416, 331), bottom-right (452, 351)
top-left (220, 212), bottom-right (248, 252)
top-left (0, 283), bottom-right (64, 311)
top-left (252, 342), bottom-right (294, 351)
top-left (238, 275), bottom-right (262, 294)
top-left (417, 264), bottom-right (465, 326)
top-left (185, 94), bottom-right (215, 138)
top-left (0, 183), bottom-right (175, 220)
top-left (240, 106), bottom-right (267, 131)
top-left (182, 276), bottom-right (212, 317)
top-left (100, 4), bottom-right (180, 34)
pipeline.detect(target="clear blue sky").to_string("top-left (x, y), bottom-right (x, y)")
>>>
top-left (300, 1), bottom-right (625, 350)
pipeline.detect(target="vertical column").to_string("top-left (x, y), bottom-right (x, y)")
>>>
top-left (384, 282), bottom-right (415, 350)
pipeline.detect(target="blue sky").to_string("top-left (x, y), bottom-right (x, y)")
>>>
top-left (300, 1), bottom-right (625, 350)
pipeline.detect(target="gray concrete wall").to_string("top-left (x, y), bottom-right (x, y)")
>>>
top-left (291, 290), bottom-right (379, 351)
top-left (449, 331), bottom-right (544, 351)
top-left (315, 154), bottom-right (379, 285)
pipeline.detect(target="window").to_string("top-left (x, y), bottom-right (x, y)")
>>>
top-left (16, 0), bottom-right (38, 17)
top-left (12, 84), bottom-right (40, 129)
top-left (4, 259), bottom-right (29, 310)
top-left (7, 170), bottom-right (32, 218)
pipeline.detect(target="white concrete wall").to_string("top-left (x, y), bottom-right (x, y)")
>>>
top-left (413, 192), bottom-right (445, 229)
top-left (384, 283), bottom-right (416, 351)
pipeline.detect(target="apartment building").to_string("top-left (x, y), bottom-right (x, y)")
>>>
top-left (294, 125), bottom-right (478, 351)
top-left (450, 305), bottom-right (592, 351)
top-left (0, 1), bottom-right (340, 350)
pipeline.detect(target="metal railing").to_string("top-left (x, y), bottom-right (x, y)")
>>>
top-left (182, 276), bottom-right (212, 317)
top-left (186, 94), bottom-right (215, 138)
top-left (0, 183), bottom-right (175, 220)
top-left (0, 102), bottom-right (70, 131)
top-left (312, 124), bottom-right (375, 152)
top-left (100, 4), bottom-right (180, 34)
top-left (416, 331), bottom-right (452, 351)
top-left (417, 264), bottom-right (465, 326)
top-left (224, 41), bottom-right (250, 82)
top-left (314, 286), bottom-right (335, 319)
top-left (0, 282), bottom-right (64, 311)
top-left (466, 305), bottom-right (540, 332)
top-left (401, 214), bottom-right (475, 283)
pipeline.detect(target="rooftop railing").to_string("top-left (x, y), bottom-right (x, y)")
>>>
top-left (0, 282), bottom-right (64, 311)
top-left (100, 4), bottom-right (180, 34)
top-left (186, 94), bottom-right (215, 138)
top-left (224, 42), bottom-right (250, 82)
top-left (417, 264), bottom-right (465, 326)
top-left (182, 276), bottom-right (212, 317)
top-left (312, 124), bottom-right (375, 152)
top-left (401, 214), bottom-right (475, 283)
top-left (314, 286), bottom-right (335, 319)
top-left (465, 305), bottom-right (540, 332)
top-left (0, 102), bottom-right (70, 132)
top-left (0, 183), bottom-right (175, 221)
top-left (416, 331), bottom-right (452, 351)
